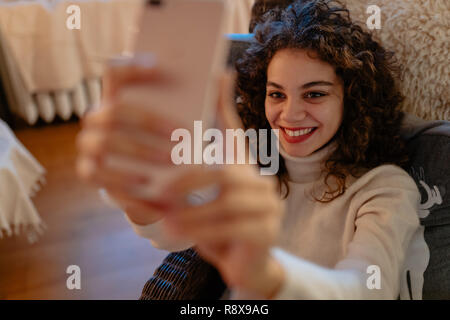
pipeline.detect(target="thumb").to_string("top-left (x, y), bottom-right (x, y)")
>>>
top-left (216, 70), bottom-right (244, 131)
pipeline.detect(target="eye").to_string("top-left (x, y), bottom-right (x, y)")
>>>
top-left (267, 91), bottom-right (285, 99)
top-left (304, 91), bottom-right (327, 99)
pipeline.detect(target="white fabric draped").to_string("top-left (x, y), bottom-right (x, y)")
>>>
top-left (0, 119), bottom-right (46, 242)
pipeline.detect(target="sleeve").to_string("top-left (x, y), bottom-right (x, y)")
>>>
top-left (233, 165), bottom-right (421, 300)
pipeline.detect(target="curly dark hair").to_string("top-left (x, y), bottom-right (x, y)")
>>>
top-left (249, 0), bottom-right (295, 32)
top-left (236, 0), bottom-right (409, 202)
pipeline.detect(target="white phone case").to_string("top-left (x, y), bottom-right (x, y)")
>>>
top-left (107, 0), bottom-right (231, 200)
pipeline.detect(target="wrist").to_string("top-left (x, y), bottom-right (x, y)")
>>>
top-left (239, 253), bottom-right (284, 299)
top-left (262, 255), bottom-right (285, 299)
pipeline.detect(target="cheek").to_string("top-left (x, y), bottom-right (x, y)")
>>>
top-left (264, 101), bottom-right (277, 126)
top-left (332, 101), bottom-right (344, 128)
top-left (320, 103), bottom-right (343, 132)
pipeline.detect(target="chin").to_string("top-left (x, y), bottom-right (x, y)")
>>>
top-left (282, 144), bottom-right (315, 157)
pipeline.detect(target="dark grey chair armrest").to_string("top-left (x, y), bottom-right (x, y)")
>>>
top-left (140, 248), bottom-right (226, 300)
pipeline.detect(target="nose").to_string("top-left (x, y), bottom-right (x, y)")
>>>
top-left (280, 97), bottom-right (307, 122)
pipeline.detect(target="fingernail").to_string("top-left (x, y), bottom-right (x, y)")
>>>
top-left (107, 53), bottom-right (157, 69)
top-left (133, 53), bottom-right (157, 68)
top-left (107, 55), bottom-right (134, 67)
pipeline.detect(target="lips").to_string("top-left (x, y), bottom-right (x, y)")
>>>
top-left (284, 127), bottom-right (315, 136)
top-left (280, 126), bottom-right (318, 143)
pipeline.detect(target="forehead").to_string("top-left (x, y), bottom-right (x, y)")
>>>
top-left (267, 48), bottom-right (337, 83)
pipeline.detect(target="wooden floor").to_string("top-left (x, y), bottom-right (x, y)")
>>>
top-left (0, 118), bottom-right (168, 299)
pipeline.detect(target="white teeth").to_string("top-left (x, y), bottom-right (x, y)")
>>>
top-left (284, 127), bottom-right (315, 137)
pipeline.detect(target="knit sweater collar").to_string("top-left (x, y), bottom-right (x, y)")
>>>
top-left (279, 140), bottom-right (338, 184)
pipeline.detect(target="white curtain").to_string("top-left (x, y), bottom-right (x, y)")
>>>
top-left (226, 0), bottom-right (255, 34)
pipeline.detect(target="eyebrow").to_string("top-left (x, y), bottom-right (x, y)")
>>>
top-left (266, 80), bottom-right (334, 90)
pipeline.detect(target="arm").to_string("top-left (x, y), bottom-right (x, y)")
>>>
top-left (99, 188), bottom-right (194, 252)
top-left (233, 166), bottom-right (421, 299)
top-left (278, 168), bottom-right (419, 299)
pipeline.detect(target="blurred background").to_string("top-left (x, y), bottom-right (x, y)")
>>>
top-left (0, 0), bottom-right (447, 300)
top-left (0, 0), bottom-right (255, 299)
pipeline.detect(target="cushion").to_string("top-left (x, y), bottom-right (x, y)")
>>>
top-left (400, 113), bottom-right (450, 299)
top-left (340, 0), bottom-right (449, 121)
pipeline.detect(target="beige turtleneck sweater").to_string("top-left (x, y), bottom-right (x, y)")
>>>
top-left (123, 141), bottom-right (421, 299)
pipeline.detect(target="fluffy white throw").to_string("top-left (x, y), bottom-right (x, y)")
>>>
top-left (0, 119), bottom-right (46, 243)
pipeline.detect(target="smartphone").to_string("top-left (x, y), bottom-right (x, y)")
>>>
top-left (106, 0), bottom-right (230, 200)
top-left (130, 0), bottom-right (230, 128)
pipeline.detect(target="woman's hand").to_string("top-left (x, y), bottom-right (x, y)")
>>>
top-left (159, 73), bottom-right (286, 298)
top-left (162, 164), bottom-right (285, 298)
top-left (76, 60), bottom-right (180, 225)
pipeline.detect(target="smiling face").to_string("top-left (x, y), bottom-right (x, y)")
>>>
top-left (265, 48), bottom-right (344, 157)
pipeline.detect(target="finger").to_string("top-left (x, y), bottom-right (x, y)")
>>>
top-left (76, 128), bottom-right (173, 166)
top-left (165, 189), bottom-right (277, 225)
top-left (161, 165), bottom-right (267, 202)
top-left (106, 190), bottom-right (170, 213)
top-left (81, 102), bottom-right (180, 139)
top-left (165, 216), bottom-right (274, 246)
top-left (76, 155), bottom-right (149, 193)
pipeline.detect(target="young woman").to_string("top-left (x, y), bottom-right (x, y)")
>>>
top-left (77, 0), bottom-right (420, 299)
